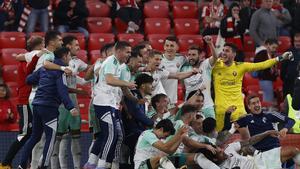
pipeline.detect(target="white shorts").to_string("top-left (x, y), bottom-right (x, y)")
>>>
top-left (254, 147), bottom-right (282, 169)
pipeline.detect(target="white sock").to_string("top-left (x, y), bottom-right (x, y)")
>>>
top-left (97, 159), bottom-right (109, 168)
top-left (194, 153), bottom-right (220, 169)
top-left (50, 136), bottom-right (62, 169)
top-left (87, 153), bottom-right (99, 165)
top-left (71, 136), bottom-right (81, 169)
top-left (111, 161), bottom-right (119, 169)
top-left (89, 139), bottom-right (96, 155)
top-left (59, 134), bottom-right (69, 169)
top-left (31, 134), bottom-right (46, 169)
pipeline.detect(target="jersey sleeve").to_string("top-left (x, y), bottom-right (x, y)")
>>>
top-left (224, 142), bottom-right (242, 155)
top-left (267, 112), bottom-right (295, 129)
top-left (77, 59), bottom-right (88, 72)
top-left (236, 115), bottom-right (249, 128)
top-left (44, 53), bottom-right (55, 61)
top-left (103, 60), bottom-right (118, 75)
top-left (159, 69), bottom-right (170, 80)
top-left (241, 59), bottom-right (277, 73)
top-left (144, 131), bottom-right (160, 145)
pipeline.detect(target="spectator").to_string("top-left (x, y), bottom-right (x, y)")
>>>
top-left (281, 32), bottom-right (300, 96)
top-left (26, 0), bottom-right (50, 34)
top-left (290, 0), bottom-right (300, 34)
top-left (0, 0), bottom-right (23, 31)
top-left (254, 39), bottom-right (279, 102)
top-left (54, 0), bottom-right (89, 38)
top-left (0, 84), bottom-right (16, 130)
top-left (236, 94), bottom-right (295, 151)
top-left (201, 0), bottom-right (227, 35)
top-left (250, 0), bottom-right (280, 46)
top-left (116, 0), bottom-right (142, 33)
top-left (220, 2), bottom-right (246, 61)
top-left (272, 0), bottom-right (292, 36)
top-left (239, 0), bottom-right (256, 32)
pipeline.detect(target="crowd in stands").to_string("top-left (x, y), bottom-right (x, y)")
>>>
top-left (0, 0), bottom-right (300, 169)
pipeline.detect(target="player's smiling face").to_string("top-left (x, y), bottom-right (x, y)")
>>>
top-left (221, 46), bottom-right (235, 64)
top-left (164, 40), bottom-right (178, 56)
top-left (248, 97), bottom-right (262, 114)
top-left (150, 54), bottom-right (162, 69)
top-left (188, 49), bottom-right (199, 66)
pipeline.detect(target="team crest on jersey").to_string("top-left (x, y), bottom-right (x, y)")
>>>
top-left (176, 63), bottom-right (180, 68)
top-left (262, 117), bottom-right (267, 123)
top-left (233, 71), bottom-right (237, 76)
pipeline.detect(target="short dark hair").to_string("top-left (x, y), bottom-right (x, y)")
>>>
top-left (148, 50), bottom-right (162, 58)
top-left (127, 50), bottom-right (141, 63)
top-left (100, 43), bottom-right (114, 54)
top-left (224, 43), bottom-right (238, 53)
top-left (45, 30), bottom-right (61, 47)
top-left (187, 90), bottom-right (204, 100)
top-left (151, 93), bottom-right (168, 110)
top-left (54, 47), bottom-right (70, 59)
top-left (62, 35), bottom-right (77, 47)
top-left (181, 104), bottom-right (198, 116)
top-left (27, 36), bottom-right (44, 51)
top-left (246, 93), bottom-right (260, 105)
top-left (155, 119), bottom-right (175, 135)
top-left (165, 36), bottom-right (178, 44)
top-left (188, 45), bottom-right (205, 54)
top-left (135, 73), bottom-right (154, 89)
top-left (133, 45), bottom-right (146, 55)
top-left (202, 117), bottom-right (216, 133)
top-left (115, 41), bottom-right (131, 51)
top-left (265, 38), bottom-right (279, 45)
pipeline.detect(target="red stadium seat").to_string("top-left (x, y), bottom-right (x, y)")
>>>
top-left (86, 1), bottom-right (110, 17)
top-left (2, 65), bottom-right (18, 83)
top-left (144, 1), bottom-right (169, 18)
top-left (278, 36), bottom-right (291, 53)
top-left (1, 48), bottom-right (27, 65)
top-left (117, 33), bottom-right (144, 47)
top-left (244, 52), bottom-right (255, 62)
top-left (174, 19), bottom-right (199, 35)
top-left (6, 82), bottom-right (18, 98)
top-left (78, 97), bottom-right (91, 132)
top-left (114, 18), bottom-right (128, 33)
top-left (243, 73), bottom-right (260, 93)
top-left (77, 84), bottom-right (91, 99)
top-left (243, 36), bottom-right (255, 52)
top-left (144, 18), bottom-right (171, 35)
top-left (76, 50), bottom-right (88, 63)
top-left (62, 33), bottom-right (86, 50)
top-left (177, 83), bottom-right (185, 103)
top-left (87, 17), bottom-right (112, 33)
top-left (88, 33), bottom-right (115, 51)
top-left (178, 35), bottom-right (204, 52)
top-left (147, 34), bottom-right (170, 51)
top-left (172, 1), bottom-right (198, 18)
top-left (0, 32), bottom-right (26, 49)
top-left (90, 50), bottom-right (101, 64)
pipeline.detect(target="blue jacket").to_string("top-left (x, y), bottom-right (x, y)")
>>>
top-left (236, 111), bottom-right (295, 151)
top-left (26, 58), bottom-right (74, 110)
top-left (123, 89), bottom-right (154, 135)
